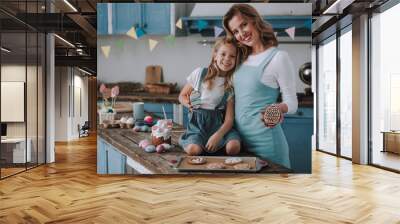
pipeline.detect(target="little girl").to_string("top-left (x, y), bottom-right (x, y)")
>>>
top-left (179, 38), bottom-right (241, 156)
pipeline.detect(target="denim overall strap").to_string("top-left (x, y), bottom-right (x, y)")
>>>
top-left (195, 67), bottom-right (208, 91)
top-left (258, 47), bottom-right (278, 79)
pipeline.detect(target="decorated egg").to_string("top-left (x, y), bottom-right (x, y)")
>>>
top-left (133, 126), bottom-right (141, 132)
top-left (144, 145), bottom-right (156, 153)
top-left (127, 117), bottom-right (135, 124)
top-left (161, 143), bottom-right (173, 150)
top-left (139, 139), bottom-right (150, 149)
top-left (144, 116), bottom-right (153, 124)
top-left (156, 144), bottom-right (165, 153)
top-left (120, 117), bottom-right (127, 124)
top-left (140, 125), bottom-right (149, 132)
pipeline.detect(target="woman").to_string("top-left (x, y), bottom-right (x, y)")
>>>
top-left (223, 4), bottom-right (298, 169)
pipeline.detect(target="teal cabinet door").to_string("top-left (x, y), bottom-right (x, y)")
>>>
top-left (281, 108), bottom-right (313, 173)
top-left (97, 138), bottom-right (107, 174)
top-left (112, 3), bottom-right (141, 34)
top-left (97, 3), bottom-right (108, 35)
top-left (142, 3), bottom-right (171, 35)
top-left (107, 144), bottom-right (126, 174)
top-left (144, 103), bottom-right (173, 120)
top-left (97, 137), bottom-right (126, 174)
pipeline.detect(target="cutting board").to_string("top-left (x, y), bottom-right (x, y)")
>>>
top-left (145, 65), bottom-right (163, 84)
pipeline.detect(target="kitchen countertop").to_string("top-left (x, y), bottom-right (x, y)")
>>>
top-left (97, 126), bottom-right (291, 174)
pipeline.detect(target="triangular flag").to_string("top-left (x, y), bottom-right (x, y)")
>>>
top-left (164, 35), bottom-right (175, 46)
top-left (285, 26), bottom-right (296, 40)
top-left (101, 45), bottom-right (110, 58)
top-left (136, 28), bottom-right (145, 38)
top-left (149, 39), bottom-right (158, 51)
top-left (274, 32), bottom-right (278, 38)
top-left (176, 18), bottom-right (183, 29)
top-left (214, 26), bottom-right (224, 38)
top-left (115, 39), bottom-right (125, 49)
top-left (197, 20), bottom-right (208, 32)
top-left (126, 27), bottom-right (137, 39)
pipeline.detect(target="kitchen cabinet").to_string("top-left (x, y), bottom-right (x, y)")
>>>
top-left (111, 3), bottom-right (171, 35)
top-left (97, 137), bottom-right (126, 174)
top-left (112, 3), bottom-right (141, 34)
top-left (97, 3), bottom-right (109, 35)
top-left (144, 103), bottom-right (173, 120)
top-left (281, 107), bottom-right (313, 173)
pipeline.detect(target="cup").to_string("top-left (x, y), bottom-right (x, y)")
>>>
top-left (133, 102), bottom-right (145, 121)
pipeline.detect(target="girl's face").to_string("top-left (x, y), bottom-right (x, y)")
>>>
top-left (228, 13), bottom-right (260, 47)
top-left (214, 44), bottom-right (237, 72)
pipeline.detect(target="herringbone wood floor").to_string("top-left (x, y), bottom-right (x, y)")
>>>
top-left (0, 134), bottom-right (399, 224)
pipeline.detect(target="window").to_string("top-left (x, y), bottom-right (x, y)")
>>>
top-left (370, 2), bottom-right (400, 171)
top-left (339, 27), bottom-right (352, 158)
top-left (317, 35), bottom-right (337, 155)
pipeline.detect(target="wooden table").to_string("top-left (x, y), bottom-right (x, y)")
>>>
top-left (98, 126), bottom-right (291, 174)
top-left (381, 131), bottom-right (400, 154)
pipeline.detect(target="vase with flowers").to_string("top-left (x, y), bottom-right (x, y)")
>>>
top-left (99, 83), bottom-right (120, 125)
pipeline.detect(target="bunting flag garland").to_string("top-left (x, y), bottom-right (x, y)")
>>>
top-left (126, 27), bottom-right (138, 40)
top-left (164, 35), bottom-right (176, 46)
top-left (115, 39), bottom-right (125, 49)
top-left (101, 45), bottom-right (111, 58)
top-left (214, 26), bottom-right (224, 38)
top-left (197, 20), bottom-right (208, 32)
top-left (285, 26), bottom-right (296, 40)
top-left (176, 18), bottom-right (183, 29)
top-left (149, 39), bottom-right (158, 51)
top-left (136, 27), bottom-right (145, 38)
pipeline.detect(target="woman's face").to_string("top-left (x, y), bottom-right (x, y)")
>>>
top-left (228, 13), bottom-right (260, 47)
top-left (214, 44), bottom-right (237, 72)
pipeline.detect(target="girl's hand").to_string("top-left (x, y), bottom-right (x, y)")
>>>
top-left (183, 94), bottom-right (193, 111)
top-left (205, 132), bottom-right (223, 153)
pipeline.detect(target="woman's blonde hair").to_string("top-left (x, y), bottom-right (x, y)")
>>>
top-left (203, 37), bottom-right (238, 92)
top-left (223, 3), bottom-right (278, 63)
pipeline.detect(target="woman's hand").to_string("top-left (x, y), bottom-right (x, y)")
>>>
top-left (205, 132), bottom-right (223, 153)
top-left (260, 103), bottom-right (286, 128)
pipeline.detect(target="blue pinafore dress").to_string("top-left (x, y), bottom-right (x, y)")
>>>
top-left (233, 48), bottom-right (291, 168)
top-left (179, 68), bottom-right (241, 152)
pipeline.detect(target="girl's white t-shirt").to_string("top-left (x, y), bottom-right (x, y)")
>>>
top-left (187, 67), bottom-right (226, 110)
top-left (243, 48), bottom-right (298, 114)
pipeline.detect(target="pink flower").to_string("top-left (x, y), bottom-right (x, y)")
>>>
top-left (99, 83), bottom-right (106, 93)
top-left (111, 86), bottom-right (120, 98)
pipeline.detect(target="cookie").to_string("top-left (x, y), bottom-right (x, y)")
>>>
top-left (224, 157), bottom-right (243, 165)
top-left (187, 157), bottom-right (207, 165)
top-left (206, 162), bottom-right (226, 169)
top-left (263, 105), bottom-right (281, 125)
top-left (233, 163), bottom-right (251, 170)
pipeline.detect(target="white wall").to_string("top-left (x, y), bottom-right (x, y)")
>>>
top-left (54, 67), bottom-right (89, 141)
top-left (98, 35), bottom-right (311, 93)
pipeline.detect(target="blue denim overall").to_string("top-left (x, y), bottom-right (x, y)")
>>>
top-left (233, 48), bottom-right (291, 168)
top-left (179, 68), bottom-right (241, 152)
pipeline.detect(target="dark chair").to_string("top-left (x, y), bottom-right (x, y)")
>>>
top-left (79, 121), bottom-right (90, 138)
